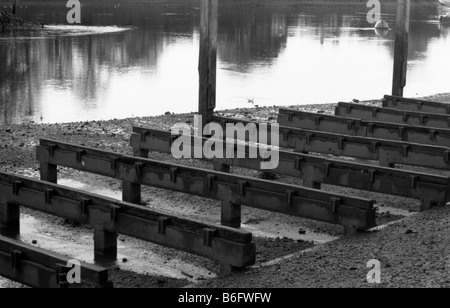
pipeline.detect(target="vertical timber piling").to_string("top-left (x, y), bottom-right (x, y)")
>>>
top-left (198, 0), bottom-right (218, 126)
top-left (0, 203), bottom-right (20, 237)
top-left (392, 0), bottom-right (410, 97)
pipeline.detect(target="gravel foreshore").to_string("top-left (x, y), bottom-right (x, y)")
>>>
top-left (1, 93), bottom-right (450, 288)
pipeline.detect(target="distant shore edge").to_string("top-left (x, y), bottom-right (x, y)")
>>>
top-left (9, 0), bottom-right (442, 7)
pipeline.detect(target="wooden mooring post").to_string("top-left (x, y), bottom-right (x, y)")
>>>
top-left (198, 0), bottom-right (218, 126)
top-left (392, 0), bottom-right (410, 97)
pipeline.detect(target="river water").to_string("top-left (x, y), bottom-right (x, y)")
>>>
top-left (0, 1), bottom-right (449, 124)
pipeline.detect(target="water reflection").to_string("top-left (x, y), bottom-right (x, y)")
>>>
top-left (0, 2), bottom-right (449, 124)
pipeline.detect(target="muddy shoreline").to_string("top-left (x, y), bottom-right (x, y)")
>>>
top-left (14, 0), bottom-right (439, 6)
top-left (1, 93), bottom-right (450, 288)
top-left (0, 12), bottom-right (42, 32)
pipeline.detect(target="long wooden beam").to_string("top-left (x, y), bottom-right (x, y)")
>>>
top-left (336, 102), bottom-right (450, 129)
top-left (383, 95), bottom-right (450, 114)
top-left (0, 235), bottom-right (111, 288)
top-left (213, 115), bottom-right (450, 170)
top-left (0, 172), bottom-right (256, 269)
top-left (36, 139), bottom-right (376, 233)
top-left (130, 127), bottom-right (450, 211)
top-left (278, 108), bottom-right (450, 147)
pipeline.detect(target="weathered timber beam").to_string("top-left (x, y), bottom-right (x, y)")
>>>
top-left (383, 95), bottom-right (450, 114)
top-left (278, 108), bottom-right (450, 147)
top-left (36, 139), bottom-right (376, 230)
top-left (336, 102), bottom-right (450, 129)
top-left (130, 127), bottom-right (450, 210)
top-left (213, 116), bottom-right (450, 170)
top-left (0, 235), bottom-right (110, 288)
top-left (0, 172), bottom-right (255, 268)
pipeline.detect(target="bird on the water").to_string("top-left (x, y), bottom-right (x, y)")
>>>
top-left (374, 19), bottom-right (389, 30)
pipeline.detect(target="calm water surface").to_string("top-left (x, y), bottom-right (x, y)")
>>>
top-left (0, 1), bottom-right (449, 124)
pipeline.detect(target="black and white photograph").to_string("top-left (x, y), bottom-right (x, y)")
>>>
top-left (0, 0), bottom-right (449, 292)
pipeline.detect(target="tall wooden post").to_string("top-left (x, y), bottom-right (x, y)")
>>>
top-left (0, 203), bottom-right (20, 238)
top-left (94, 229), bottom-right (117, 263)
top-left (392, 0), bottom-right (410, 97)
top-left (12, 0), bottom-right (19, 15)
top-left (199, 0), bottom-right (218, 126)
